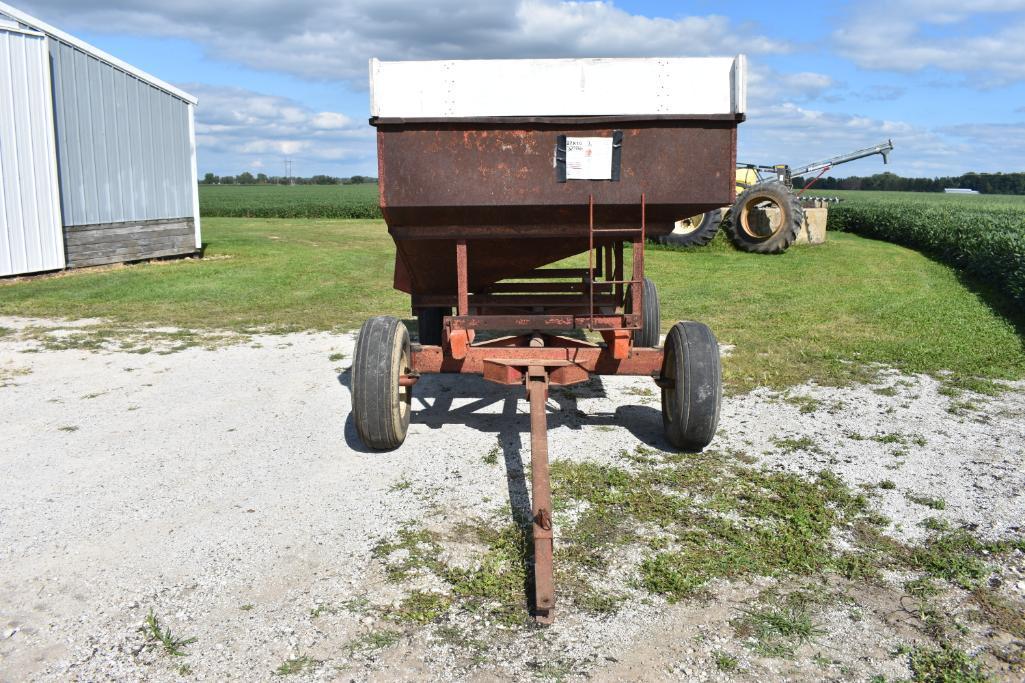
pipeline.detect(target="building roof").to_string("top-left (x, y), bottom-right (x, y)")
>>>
top-left (0, 2), bottom-right (197, 105)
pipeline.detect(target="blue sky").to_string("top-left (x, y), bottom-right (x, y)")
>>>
top-left (11, 0), bottom-right (1025, 178)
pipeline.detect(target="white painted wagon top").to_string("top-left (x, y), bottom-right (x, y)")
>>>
top-left (0, 1), bottom-right (197, 104)
top-left (369, 56), bottom-right (746, 119)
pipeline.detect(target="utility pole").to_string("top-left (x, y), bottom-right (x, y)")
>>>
top-left (285, 159), bottom-right (294, 186)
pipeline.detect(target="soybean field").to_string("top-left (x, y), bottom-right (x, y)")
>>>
top-left (199, 183), bottom-right (381, 219)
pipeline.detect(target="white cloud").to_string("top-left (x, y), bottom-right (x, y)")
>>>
top-left (15, 0), bottom-right (791, 83)
top-left (187, 84), bottom-right (374, 175)
top-left (833, 0), bottom-right (1025, 85)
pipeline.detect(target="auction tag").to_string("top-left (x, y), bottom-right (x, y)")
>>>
top-left (565, 137), bottom-right (614, 180)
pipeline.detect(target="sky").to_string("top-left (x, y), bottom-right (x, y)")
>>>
top-left (9, 0), bottom-right (1025, 178)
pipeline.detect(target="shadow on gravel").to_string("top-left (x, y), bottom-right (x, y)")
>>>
top-left (337, 367), bottom-right (669, 619)
top-left (337, 369), bottom-right (668, 455)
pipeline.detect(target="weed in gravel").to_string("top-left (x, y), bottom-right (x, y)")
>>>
top-left (526, 657), bottom-right (576, 681)
top-left (770, 435), bottom-right (822, 454)
top-left (388, 479), bottom-right (412, 492)
top-left (390, 590), bottom-right (452, 624)
top-left (482, 442), bottom-right (500, 466)
top-left (552, 450), bottom-right (874, 600)
top-left (880, 479), bottom-right (897, 490)
top-left (907, 494), bottom-right (947, 510)
top-left (240, 603), bottom-right (254, 611)
top-left (273, 654), bottom-right (319, 675)
top-left (968, 588), bottom-right (1025, 640)
top-left (732, 591), bottom-right (823, 658)
top-left (57, 425), bottom-right (79, 432)
top-left (372, 525), bottom-right (446, 582)
top-left (447, 519), bottom-right (532, 626)
top-left (905, 643), bottom-right (989, 682)
top-left (328, 352), bottom-right (347, 362)
top-left (874, 386), bottom-right (898, 397)
top-left (345, 630), bottom-right (401, 654)
top-left (940, 376), bottom-right (1005, 398)
top-left (906, 530), bottom-right (991, 589)
top-left (714, 651), bottom-right (739, 672)
top-left (0, 365), bottom-right (31, 387)
top-left (784, 395), bottom-right (822, 414)
top-left (139, 610), bottom-right (197, 657)
top-left (0, 326), bottom-right (12, 337)
top-left (871, 432), bottom-right (907, 445)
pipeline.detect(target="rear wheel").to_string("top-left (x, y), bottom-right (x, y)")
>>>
top-left (660, 321), bottom-right (722, 451)
top-left (659, 208), bottom-right (722, 247)
top-left (352, 316), bottom-right (412, 450)
top-left (416, 307), bottom-right (449, 345)
top-left (723, 181), bottom-right (803, 254)
top-left (626, 276), bottom-right (661, 347)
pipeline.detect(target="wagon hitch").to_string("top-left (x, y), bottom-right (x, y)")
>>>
top-left (526, 363), bottom-right (556, 624)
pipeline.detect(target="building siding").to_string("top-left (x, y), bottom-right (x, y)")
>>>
top-left (0, 26), bottom-right (64, 276)
top-left (49, 39), bottom-right (194, 227)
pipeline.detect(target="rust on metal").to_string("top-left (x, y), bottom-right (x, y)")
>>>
top-left (412, 342), bottom-right (664, 377)
top-left (375, 119), bottom-right (739, 296)
top-left (527, 364), bottom-right (555, 623)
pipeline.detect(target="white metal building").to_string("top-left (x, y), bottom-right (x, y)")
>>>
top-left (0, 2), bottom-right (200, 277)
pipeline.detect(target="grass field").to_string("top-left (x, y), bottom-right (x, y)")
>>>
top-left (3, 217), bottom-right (1023, 391)
top-left (199, 183), bottom-right (381, 219)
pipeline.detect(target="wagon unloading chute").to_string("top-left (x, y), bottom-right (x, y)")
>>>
top-left (352, 56), bottom-right (746, 623)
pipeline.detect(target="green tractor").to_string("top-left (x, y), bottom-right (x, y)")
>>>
top-left (662, 140), bottom-right (893, 254)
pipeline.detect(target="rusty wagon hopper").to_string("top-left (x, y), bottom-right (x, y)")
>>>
top-left (353, 56), bottom-right (747, 623)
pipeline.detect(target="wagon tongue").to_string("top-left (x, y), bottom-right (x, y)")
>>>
top-left (526, 361), bottom-right (556, 624)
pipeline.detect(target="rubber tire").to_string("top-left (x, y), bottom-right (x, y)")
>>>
top-left (352, 316), bottom-right (412, 450)
top-left (416, 307), bottom-right (448, 345)
top-left (723, 180), bottom-right (803, 254)
top-left (660, 321), bottom-right (722, 451)
top-left (659, 209), bottom-right (723, 247)
top-left (625, 277), bottom-right (661, 347)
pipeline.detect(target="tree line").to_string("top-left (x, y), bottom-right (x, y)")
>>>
top-left (201, 172), bottom-right (377, 186)
top-left (792, 171), bottom-right (1025, 195)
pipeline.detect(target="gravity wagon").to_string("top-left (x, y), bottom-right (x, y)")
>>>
top-left (352, 56), bottom-right (747, 623)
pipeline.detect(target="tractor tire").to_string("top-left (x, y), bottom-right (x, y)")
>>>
top-left (659, 209), bottom-right (722, 247)
top-left (626, 277), bottom-right (661, 347)
top-left (723, 180), bottom-right (803, 254)
top-left (660, 321), bottom-right (722, 451)
top-left (352, 316), bottom-right (412, 450)
top-left (416, 307), bottom-right (449, 345)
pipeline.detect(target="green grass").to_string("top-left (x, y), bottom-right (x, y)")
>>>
top-left (816, 191), bottom-right (1025, 312)
top-left (3, 218), bottom-right (1023, 392)
top-left (199, 183), bottom-right (380, 219)
top-left (139, 610), bottom-right (197, 658)
top-left (0, 219), bottom-right (406, 332)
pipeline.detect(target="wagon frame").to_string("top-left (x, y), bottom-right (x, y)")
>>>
top-left (352, 57), bottom-right (744, 623)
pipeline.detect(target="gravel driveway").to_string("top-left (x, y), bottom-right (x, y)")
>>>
top-left (1, 317), bottom-right (1023, 681)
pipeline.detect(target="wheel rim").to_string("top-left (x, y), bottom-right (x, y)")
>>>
top-left (738, 194), bottom-right (784, 240)
top-left (672, 214), bottom-right (703, 236)
top-left (398, 340), bottom-right (412, 425)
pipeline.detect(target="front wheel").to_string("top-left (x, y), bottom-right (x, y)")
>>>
top-left (660, 321), bottom-right (722, 451)
top-left (352, 316), bottom-right (412, 450)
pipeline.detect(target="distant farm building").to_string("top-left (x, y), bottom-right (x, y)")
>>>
top-left (0, 2), bottom-right (200, 277)
top-left (944, 188), bottom-right (980, 194)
